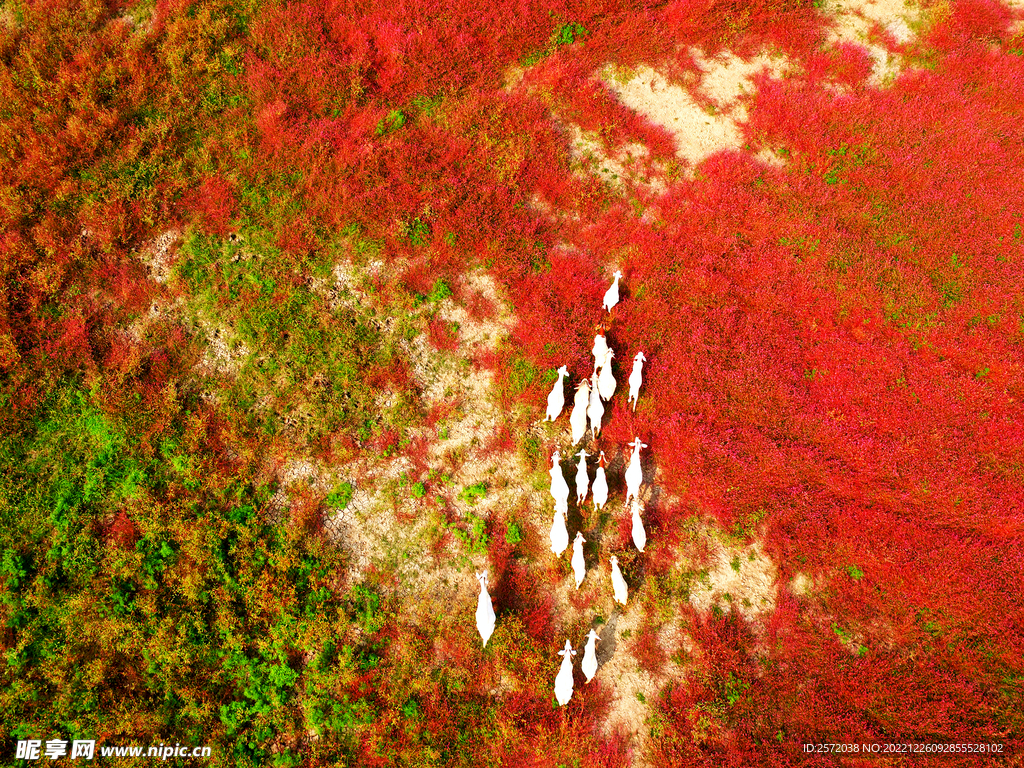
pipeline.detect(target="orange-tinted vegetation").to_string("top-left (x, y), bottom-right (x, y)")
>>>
top-left (2, 0), bottom-right (1023, 764)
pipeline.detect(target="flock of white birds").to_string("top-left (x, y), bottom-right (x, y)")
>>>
top-left (474, 271), bottom-right (650, 707)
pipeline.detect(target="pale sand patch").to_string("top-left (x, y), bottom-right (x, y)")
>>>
top-left (318, 460), bottom-right (499, 635)
top-left (567, 124), bottom-right (632, 191)
top-left (789, 571), bottom-right (816, 597)
top-left (822, 0), bottom-right (925, 86)
top-left (193, 313), bottom-right (251, 377)
top-left (279, 449), bottom-right (461, 595)
top-left (266, 458), bottom-right (338, 515)
top-left (503, 63), bottom-right (527, 91)
top-left (602, 53), bottom-right (792, 169)
top-left (603, 64), bottom-right (741, 168)
top-left (123, 293), bottom-right (187, 347)
top-left (694, 50), bottom-right (792, 105)
top-left (565, 123), bottom-right (667, 195)
top-left (1009, 0), bottom-right (1024, 35)
top-left (0, 5), bottom-right (19, 29)
top-left (305, 259), bottom-right (375, 316)
top-left (326, 484), bottom-right (384, 573)
top-left (406, 269), bottom-right (518, 494)
top-left (315, 265), bottom-right (548, 615)
top-left (438, 270), bottom-right (514, 353)
top-left (131, 228), bottom-right (254, 377)
top-left (415, 271), bottom-right (555, 532)
top-left (136, 228), bottom-right (182, 285)
top-left (595, 607), bottom-right (691, 767)
top-left (688, 536), bottom-right (779, 622)
top-left (846, 0), bottom-right (920, 42)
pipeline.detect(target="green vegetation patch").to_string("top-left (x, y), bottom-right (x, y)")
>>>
top-left (0, 378), bottom-right (376, 765)
top-left (172, 228), bottom-right (408, 449)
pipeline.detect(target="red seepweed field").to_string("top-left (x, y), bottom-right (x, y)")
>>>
top-left (1, 0), bottom-right (1022, 765)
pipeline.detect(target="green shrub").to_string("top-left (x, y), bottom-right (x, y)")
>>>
top-left (507, 357), bottom-right (538, 396)
top-left (349, 583), bottom-right (386, 634)
top-left (458, 482), bottom-right (487, 505)
top-left (428, 278), bottom-right (452, 303)
top-left (404, 216), bottom-right (431, 246)
top-left (469, 514), bottom-right (487, 547)
top-left (375, 109), bottom-right (406, 136)
top-left (327, 482), bottom-right (354, 509)
top-left (447, 513), bottom-right (489, 556)
top-left (555, 22), bottom-right (589, 46)
top-left (504, 521), bottom-right (522, 545)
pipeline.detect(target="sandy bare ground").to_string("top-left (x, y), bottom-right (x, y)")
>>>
top-left (824, 0), bottom-right (925, 85)
top-left (581, 0), bottom-right (933, 180)
top-left (603, 52), bottom-right (791, 170)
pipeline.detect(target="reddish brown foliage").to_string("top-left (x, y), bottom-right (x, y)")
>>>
top-left (105, 510), bottom-right (141, 550)
top-left (495, 560), bottom-right (556, 645)
top-left (184, 176), bottom-right (239, 237)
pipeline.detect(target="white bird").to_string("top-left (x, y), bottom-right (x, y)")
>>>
top-left (627, 351), bottom-right (646, 411)
top-left (574, 450), bottom-right (590, 504)
top-left (570, 379), bottom-right (590, 445)
top-left (475, 571), bottom-right (496, 647)
top-left (549, 451), bottom-right (570, 515)
top-left (587, 371), bottom-right (604, 438)
top-left (630, 497), bottom-right (646, 553)
top-left (597, 349), bottom-right (616, 401)
top-left (592, 331), bottom-right (609, 372)
top-left (624, 438), bottom-right (647, 506)
top-left (592, 451), bottom-right (608, 511)
top-left (554, 639), bottom-right (576, 706)
top-left (602, 270), bottom-right (622, 312)
top-left (581, 628), bottom-right (600, 682)
top-left (545, 365), bottom-right (568, 421)
top-left (610, 555), bottom-right (628, 605)
top-left (571, 531), bottom-right (586, 588)
top-left (550, 509), bottom-right (569, 556)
